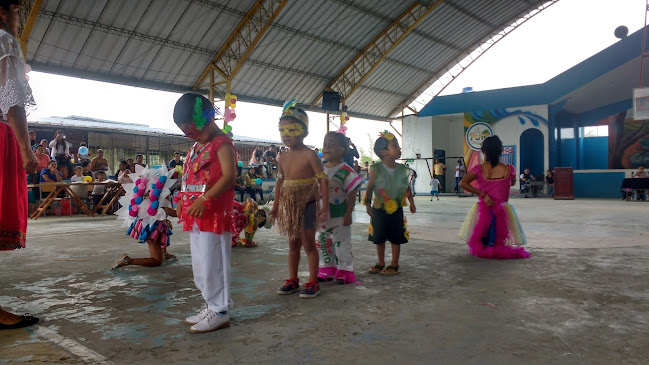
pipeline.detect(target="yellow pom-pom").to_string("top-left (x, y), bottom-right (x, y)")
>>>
top-left (384, 199), bottom-right (398, 214)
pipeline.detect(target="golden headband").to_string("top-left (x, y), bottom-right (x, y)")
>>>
top-left (281, 99), bottom-right (309, 130)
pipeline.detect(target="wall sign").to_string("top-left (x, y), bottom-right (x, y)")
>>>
top-left (465, 122), bottom-right (494, 151)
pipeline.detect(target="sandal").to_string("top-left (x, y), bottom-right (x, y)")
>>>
top-left (244, 241), bottom-right (258, 248)
top-left (0, 314), bottom-right (39, 329)
top-left (380, 265), bottom-right (400, 276)
top-left (369, 263), bottom-right (385, 274)
top-left (111, 253), bottom-right (130, 270)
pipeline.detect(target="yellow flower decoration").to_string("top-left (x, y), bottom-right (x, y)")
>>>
top-left (373, 196), bottom-right (382, 209)
top-left (401, 195), bottom-right (408, 206)
top-left (384, 199), bottom-right (398, 214)
top-left (380, 130), bottom-right (395, 141)
top-left (368, 223), bottom-right (374, 236)
top-left (404, 230), bottom-right (410, 241)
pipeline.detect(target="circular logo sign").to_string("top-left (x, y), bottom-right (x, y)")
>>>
top-left (466, 122), bottom-right (494, 151)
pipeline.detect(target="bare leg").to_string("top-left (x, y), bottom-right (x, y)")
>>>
top-left (390, 243), bottom-right (401, 267)
top-left (301, 228), bottom-right (319, 283)
top-left (0, 306), bottom-right (21, 325)
top-left (288, 237), bottom-right (302, 280)
top-left (376, 243), bottom-right (386, 266)
top-left (126, 241), bottom-right (164, 267)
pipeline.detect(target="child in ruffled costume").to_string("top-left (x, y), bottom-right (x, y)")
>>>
top-left (317, 132), bottom-right (363, 285)
top-left (231, 198), bottom-right (272, 247)
top-left (271, 100), bottom-right (329, 298)
top-left (364, 131), bottom-right (416, 276)
top-left (112, 165), bottom-right (178, 269)
top-left (459, 135), bottom-right (529, 259)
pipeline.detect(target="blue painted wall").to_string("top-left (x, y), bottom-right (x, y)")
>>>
top-left (579, 137), bottom-right (608, 170)
top-left (573, 171), bottom-right (625, 198)
top-left (560, 138), bottom-right (577, 168)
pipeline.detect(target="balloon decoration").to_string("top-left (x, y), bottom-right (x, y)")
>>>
top-left (255, 178), bottom-right (263, 185)
top-left (318, 152), bottom-right (323, 157)
top-left (78, 146), bottom-right (89, 156)
top-left (223, 93), bottom-right (238, 139)
top-left (337, 111), bottom-right (350, 135)
top-left (82, 176), bottom-right (92, 183)
top-left (237, 161), bottom-right (243, 167)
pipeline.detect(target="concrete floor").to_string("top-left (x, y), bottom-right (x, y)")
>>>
top-left (1, 197), bottom-right (648, 364)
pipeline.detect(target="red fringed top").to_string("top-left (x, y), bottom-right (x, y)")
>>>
top-left (178, 135), bottom-right (235, 233)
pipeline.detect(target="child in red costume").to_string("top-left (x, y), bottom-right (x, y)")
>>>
top-left (173, 93), bottom-right (237, 333)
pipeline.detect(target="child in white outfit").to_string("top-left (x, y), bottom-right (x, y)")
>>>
top-left (430, 177), bottom-right (440, 201)
top-left (316, 132), bottom-right (363, 284)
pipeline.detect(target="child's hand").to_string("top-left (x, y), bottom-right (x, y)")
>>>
top-left (365, 205), bottom-right (373, 218)
top-left (186, 198), bottom-right (206, 218)
top-left (409, 203), bottom-right (416, 214)
top-left (343, 212), bottom-right (352, 226)
top-left (483, 194), bottom-right (495, 206)
top-left (318, 207), bottom-right (328, 223)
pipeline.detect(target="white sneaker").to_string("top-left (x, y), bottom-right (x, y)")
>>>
top-left (190, 310), bottom-right (230, 333)
top-left (185, 303), bottom-right (209, 325)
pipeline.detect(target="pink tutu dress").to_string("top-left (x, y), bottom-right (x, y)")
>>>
top-left (459, 164), bottom-right (529, 259)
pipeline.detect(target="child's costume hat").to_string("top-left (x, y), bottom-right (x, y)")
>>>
top-left (281, 99), bottom-right (309, 130)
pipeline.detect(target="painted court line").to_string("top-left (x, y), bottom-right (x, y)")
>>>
top-left (34, 326), bottom-right (112, 364)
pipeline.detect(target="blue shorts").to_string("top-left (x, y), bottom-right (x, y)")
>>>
top-left (430, 191), bottom-right (439, 196)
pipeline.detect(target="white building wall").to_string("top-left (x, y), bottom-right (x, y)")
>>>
top-left (402, 115), bottom-right (433, 195)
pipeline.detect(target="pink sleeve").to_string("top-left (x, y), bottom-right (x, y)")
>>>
top-left (470, 164), bottom-right (482, 175)
top-left (509, 164), bottom-right (516, 180)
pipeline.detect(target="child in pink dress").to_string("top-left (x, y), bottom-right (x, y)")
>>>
top-left (459, 136), bottom-right (529, 259)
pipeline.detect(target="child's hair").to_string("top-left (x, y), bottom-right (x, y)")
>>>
top-left (373, 137), bottom-right (390, 159)
top-left (74, 166), bottom-right (83, 172)
top-left (173, 93), bottom-right (214, 129)
top-left (481, 135), bottom-right (503, 167)
top-left (119, 160), bottom-right (128, 168)
top-left (0, 0), bottom-right (19, 11)
top-left (325, 131), bottom-right (349, 150)
top-left (81, 161), bottom-right (90, 168)
top-left (95, 171), bottom-right (107, 179)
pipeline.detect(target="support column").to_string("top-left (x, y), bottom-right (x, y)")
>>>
top-left (326, 111), bottom-right (330, 133)
top-left (573, 122), bottom-right (580, 170)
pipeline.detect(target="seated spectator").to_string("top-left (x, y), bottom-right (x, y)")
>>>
top-left (545, 170), bottom-right (554, 197)
top-left (520, 168), bottom-right (534, 198)
top-left (39, 139), bottom-right (50, 155)
top-left (633, 165), bottom-right (649, 200)
top-left (49, 130), bottom-right (73, 178)
top-left (135, 154), bottom-right (145, 168)
top-left (40, 160), bottom-right (62, 183)
top-left (29, 130), bottom-right (37, 151)
top-left (244, 168), bottom-right (263, 202)
top-left (31, 145), bottom-right (50, 184)
top-left (90, 149), bottom-right (108, 172)
top-left (126, 157), bottom-right (136, 173)
top-left (81, 161), bottom-right (94, 179)
top-left (92, 171), bottom-right (108, 207)
top-left (70, 166), bottom-right (89, 199)
top-left (77, 142), bottom-right (91, 163)
top-left (235, 169), bottom-right (246, 202)
top-left (117, 160), bottom-right (133, 184)
top-left (70, 166), bottom-right (84, 182)
top-left (169, 152), bottom-right (183, 170)
top-left (249, 145), bottom-right (264, 167)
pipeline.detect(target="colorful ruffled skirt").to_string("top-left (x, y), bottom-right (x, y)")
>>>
top-left (459, 202), bottom-right (529, 259)
top-left (0, 122), bottom-right (27, 251)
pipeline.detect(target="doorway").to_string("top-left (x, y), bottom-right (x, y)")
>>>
top-left (520, 128), bottom-right (544, 178)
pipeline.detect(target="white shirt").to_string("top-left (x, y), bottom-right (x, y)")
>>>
top-left (455, 164), bottom-right (465, 178)
top-left (430, 179), bottom-right (440, 191)
top-left (49, 140), bottom-right (71, 158)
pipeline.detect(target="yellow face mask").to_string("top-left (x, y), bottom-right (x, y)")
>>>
top-left (279, 123), bottom-right (305, 137)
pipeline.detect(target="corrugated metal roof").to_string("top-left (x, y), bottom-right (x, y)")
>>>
top-left (25, 0), bottom-right (553, 120)
top-left (27, 115), bottom-right (282, 145)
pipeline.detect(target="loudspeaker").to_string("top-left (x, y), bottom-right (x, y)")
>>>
top-left (322, 91), bottom-right (340, 112)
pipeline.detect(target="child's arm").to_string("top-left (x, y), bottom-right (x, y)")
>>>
top-left (185, 144), bottom-right (236, 218)
top-left (407, 187), bottom-right (416, 214)
top-left (460, 172), bottom-right (495, 206)
top-left (364, 168), bottom-right (376, 217)
top-left (309, 153), bottom-right (329, 222)
top-left (343, 187), bottom-right (359, 226)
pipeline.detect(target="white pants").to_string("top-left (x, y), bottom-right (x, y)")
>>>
top-left (190, 224), bottom-right (233, 313)
top-left (316, 225), bottom-right (353, 273)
